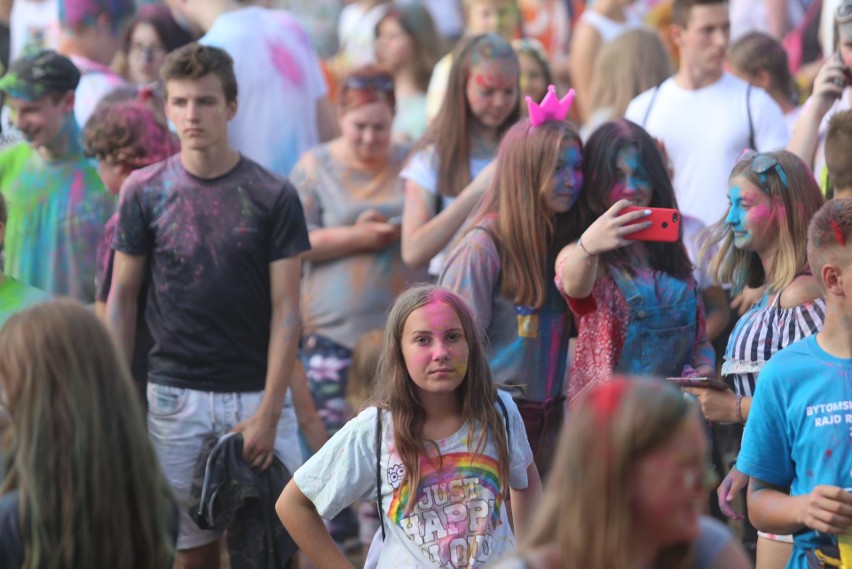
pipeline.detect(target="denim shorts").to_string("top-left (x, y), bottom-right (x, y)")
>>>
top-left (147, 384), bottom-right (300, 550)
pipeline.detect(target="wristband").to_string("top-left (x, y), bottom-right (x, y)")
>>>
top-left (735, 394), bottom-right (746, 424)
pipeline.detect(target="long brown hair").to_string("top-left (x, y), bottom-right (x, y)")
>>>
top-left (579, 119), bottom-right (693, 279)
top-left (522, 377), bottom-right (698, 569)
top-left (0, 300), bottom-right (174, 569)
top-left (375, 4), bottom-right (441, 92)
top-left (415, 33), bottom-right (519, 199)
top-left (473, 117), bottom-right (583, 308)
top-left (371, 284), bottom-right (510, 502)
top-left (706, 150), bottom-right (824, 294)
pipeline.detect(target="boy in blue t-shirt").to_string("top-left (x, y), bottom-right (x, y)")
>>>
top-left (738, 199), bottom-right (852, 568)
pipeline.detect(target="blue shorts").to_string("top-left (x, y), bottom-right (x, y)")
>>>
top-left (147, 384), bottom-right (301, 550)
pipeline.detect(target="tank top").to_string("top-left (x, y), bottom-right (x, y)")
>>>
top-left (722, 287), bottom-right (825, 397)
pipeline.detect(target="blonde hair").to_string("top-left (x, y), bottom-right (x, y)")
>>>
top-left (371, 284), bottom-right (510, 502)
top-left (522, 377), bottom-right (697, 569)
top-left (0, 300), bottom-right (174, 569)
top-left (473, 117), bottom-right (582, 307)
top-left (706, 150), bottom-right (824, 294)
top-left (588, 27), bottom-right (673, 120)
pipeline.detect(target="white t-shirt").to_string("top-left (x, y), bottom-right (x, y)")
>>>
top-left (201, 7), bottom-right (328, 177)
top-left (577, 9), bottom-right (643, 43)
top-left (9, 0), bottom-right (59, 62)
top-left (337, 2), bottom-right (389, 69)
top-left (625, 73), bottom-right (789, 228)
top-left (69, 56), bottom-right (127, 128)
top-left (730, 0), bottom-right (806, 41)
top-left (294, 390), bottom-right (533, 568)
top-left (400, 146), bottom-right (492, 275)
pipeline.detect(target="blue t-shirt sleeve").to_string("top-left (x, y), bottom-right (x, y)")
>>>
top-left (737, 357), bottom-right (795, 487)
top-left (113, 173), bottom-right (153, 255)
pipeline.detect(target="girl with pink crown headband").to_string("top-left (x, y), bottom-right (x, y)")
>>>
top-left (555, 119), bottom-right (715, 402)
top-left (439, 85), bottom-right (580, 478)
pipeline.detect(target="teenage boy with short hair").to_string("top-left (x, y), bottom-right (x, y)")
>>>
top-left (163, 0), bottom-right (336, 177)
top-left (625, 0), bottom-right (788, 228)
top-left (825, 109), bottom-right (852, 198)
top-left (0, 49), bottom-right (114, 302)
top-left (106, 42), bottom-right (308, 569)
top-left (737, 199), bottom-right (852, 569)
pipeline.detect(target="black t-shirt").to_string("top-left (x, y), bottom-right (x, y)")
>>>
top-left (113, 155), bottom-right (310, 392)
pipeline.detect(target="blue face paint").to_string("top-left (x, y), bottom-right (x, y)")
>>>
top-left (608, 145), bottom-right (653, 208)
top-left (725, 182), bottom-right (774, 252)
top-left (545, 139), bottom-right (583, 213)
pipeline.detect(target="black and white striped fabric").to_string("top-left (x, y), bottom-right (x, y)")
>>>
top-left (721, 292), bottom-right (825, 397)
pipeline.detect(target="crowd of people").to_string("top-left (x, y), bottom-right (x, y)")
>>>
top-left (0, 0), bottom-right (851, 568)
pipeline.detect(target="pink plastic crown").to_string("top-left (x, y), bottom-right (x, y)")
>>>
top-left (526, 85), bottom-right (575, 126)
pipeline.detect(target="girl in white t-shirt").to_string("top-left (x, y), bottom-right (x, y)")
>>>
top-left (400, 33), bottom-right (520, 277)
top-left (277, 284), bottom-right (542, 568)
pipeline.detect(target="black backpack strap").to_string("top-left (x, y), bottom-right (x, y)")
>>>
top-left (747, 83), bottom-right (755, 150)
top-left (375, 407), bottom-right (385, 541)
top-left (642, 85), bottom-right (661, 128)
top-left (495, 394), bottom-right (510, 446)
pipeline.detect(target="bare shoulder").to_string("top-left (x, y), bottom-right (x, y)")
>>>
top-left (779, 274), bottom-right (823, 309)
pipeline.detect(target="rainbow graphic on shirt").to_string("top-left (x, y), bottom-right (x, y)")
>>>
top-left (387, 452), bottom-right (505, 566)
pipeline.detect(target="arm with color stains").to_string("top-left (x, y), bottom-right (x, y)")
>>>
top-left (748, 478), bottom-right (852, 535)
top-left (230, 256), bottom-right (301, 470)
top-left (302, 210), bottom-right (400, 263)
top-left (104, 251), bottom-right (148, 365)
top-left (687, 291), bottom-right (716, 377)
top-left (400, 162), bottom-right (495, 269)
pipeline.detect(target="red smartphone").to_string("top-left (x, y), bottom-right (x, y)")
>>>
top-left (622, 206), bottom-right (680, 242)
top-left (666, 377), bottom-right (728, 390)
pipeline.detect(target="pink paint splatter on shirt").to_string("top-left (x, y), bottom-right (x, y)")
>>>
top-left (69, 170), bottom-right (84, 209)
top-left (267, 40), bottom-right (304, 85)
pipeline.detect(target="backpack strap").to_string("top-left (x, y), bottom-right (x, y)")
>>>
top-left (747, 83), bottom-right (755, 150)
top-left (496, 394), bottom-right (510, 446)
top-left (642, 85), bottom-right (661, 128)
top-left (375, 407), bottom-right (386, 541)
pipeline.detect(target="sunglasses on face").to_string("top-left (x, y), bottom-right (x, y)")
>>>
top-left (837, 0), bottom-right (852, 23)
top-left (736, 149), bottom-right (789, 189)
top-left (342, 75), bottom-right (394, 92)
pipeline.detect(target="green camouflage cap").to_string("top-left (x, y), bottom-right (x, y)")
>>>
top-left (0, 50), bottom-right (81, 101)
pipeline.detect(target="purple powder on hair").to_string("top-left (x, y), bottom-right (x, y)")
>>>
top-left (59, 0), bottom-right (135, 28)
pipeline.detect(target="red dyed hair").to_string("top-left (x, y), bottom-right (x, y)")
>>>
top-left (338, 65), bottom-right (396, 114)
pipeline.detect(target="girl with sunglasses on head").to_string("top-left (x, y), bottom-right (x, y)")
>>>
top-left (277, 284), bottom-right (541, 568)
top-left (492, 377), bottom-right (752, 569)
top-left (555, 119), bottom-right (714, 402)
top-left (289, 64), bottom-right (427, 462)
top-left (691, 149), bottom-right (825, 569)
top-left (400, 33), bottom-right (520, 278)
top-left (438, 86), bottom-right (580, 478)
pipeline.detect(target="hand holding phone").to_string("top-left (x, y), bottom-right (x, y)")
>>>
top-left (666, 376), bottom-right (728, 390)
top-left (622, 206), bottom-right (680, 242)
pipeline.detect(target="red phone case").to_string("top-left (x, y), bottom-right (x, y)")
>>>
top-left (622, 206), bottom-right (680, 242)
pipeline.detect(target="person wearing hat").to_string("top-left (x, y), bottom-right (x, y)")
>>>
top-left (0, 49), bottom-right (114, 302)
